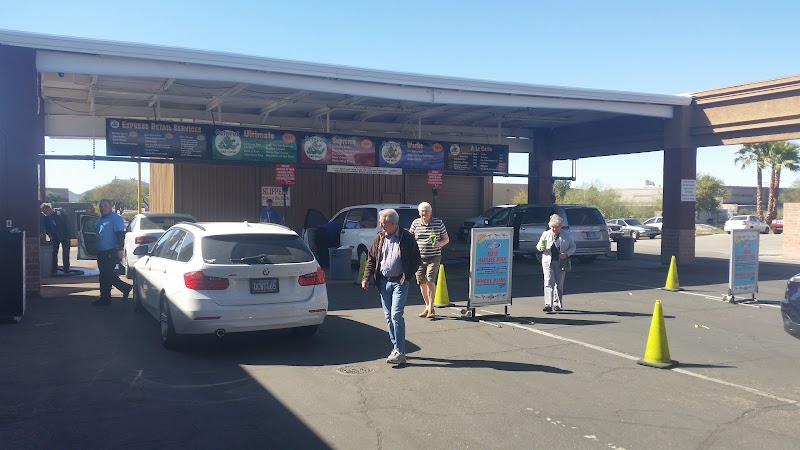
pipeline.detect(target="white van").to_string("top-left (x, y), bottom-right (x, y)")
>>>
top-left (302, 204), bottom-right (419, 263)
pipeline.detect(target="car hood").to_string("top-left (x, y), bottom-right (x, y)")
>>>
top-left (464, 215), bottom-right (489, 225)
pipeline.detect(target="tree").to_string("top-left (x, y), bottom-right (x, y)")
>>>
top-left (695, 173), bottom-right (727, 217)
top-left (553, 180), bottom-right (571, 203)
top-left (764, 141), bottom-right (800, 223)
top-left (734, 144), bottom-right (770, 220)
top-left (80, 178), bottom-right (149, 212)
top-left (44, 191), bottom-right (66, 203)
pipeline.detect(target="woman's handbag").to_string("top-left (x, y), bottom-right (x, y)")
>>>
top-left (559, 256), bottom-right (572, 272)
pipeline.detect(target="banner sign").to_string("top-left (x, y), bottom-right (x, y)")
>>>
top-left (106, 118), bottom-right (208, 159)
top-left (104, 118), bottom-right (508, 175)
top-left (469, 227), bottom-right (513, 307)
top-left (728, 229), bottom-right (759, 296)
top-left (446, 143), bottom-right (508, 174)
top-left (377, 140), bottom-right (445, 169)
top-left (427, 170), bottom-right (443, 188)
top-left (275, 164), bottom-right (296, 185)
top-left (211, 126), bottom-right (298, 163)
top-left (301, 134), bottom-right (376, 166)
top-left (327, 165), bottom-right (402, 175)
top-left (261, 186), bottom-right (290, 206)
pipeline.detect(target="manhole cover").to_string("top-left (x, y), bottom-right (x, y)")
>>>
top-left (336, 365), bottom-right (373, 375)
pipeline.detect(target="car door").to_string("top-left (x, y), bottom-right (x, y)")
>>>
top-left (301, 208), bottom-right (329, 252)
top-left (138, 228), bottom-right (183, 311)
top-left (517, 206), bottom-right (552, 253)
top-left (339, 207), bottom-right (376, 260)
top-left (77, 214), bottom-right (98, 260)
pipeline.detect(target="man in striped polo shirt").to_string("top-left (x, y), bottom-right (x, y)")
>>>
top-left (409, 202), bottom-right (449, 318)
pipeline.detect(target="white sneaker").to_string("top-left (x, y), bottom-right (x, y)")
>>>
top-left (387, 352), bottom-right (406, 364)
top-left (386, 349), bottom-right (399, 363)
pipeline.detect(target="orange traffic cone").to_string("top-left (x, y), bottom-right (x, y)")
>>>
top-left (637, 299), bottom-right (678, 369)
top-left (661, 255), bottom-right (683, 291)
top-left (433, 264), bottom-right (450, 307)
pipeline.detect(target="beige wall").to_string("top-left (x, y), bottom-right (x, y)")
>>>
top-left (783, 202), bottom-right (799, 259)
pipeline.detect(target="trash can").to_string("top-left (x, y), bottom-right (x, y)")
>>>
top-left (40, 240), bottom-right (54, 276)
top-left (616, 237), bottom-right (634, 260)
top-left (328, 247), bottom-right (352, 280)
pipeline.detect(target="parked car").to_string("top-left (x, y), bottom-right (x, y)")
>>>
top-left (606, 221), bottom-right (624, 240)
top-left (723, 215), bottom-right (770, 234)
top-left (782, 273), bottom-right (800, 340)
top-left (123, 213), bottom-right (196, 278)
top-left (475, 204), bottom-right (610, 262)
top-left (457, 205), bottom-right (515, 241)
top-left (771, 217), bottom-right (783, 234)
top-left (642, 216), bottom-right (663, 230)
top-left (607, 218), bottom-right (660, 240)
top-left (301, 204), bottom-right (419, 263)
top-left (130, 222), bottom-right (328, 348)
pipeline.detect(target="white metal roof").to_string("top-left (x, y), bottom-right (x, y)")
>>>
top-left (0, 29), bottom-right (691, 144)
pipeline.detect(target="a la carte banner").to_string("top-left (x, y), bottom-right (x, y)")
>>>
top-left (377, 140), bottom-right (445, 169)
top-left (105, 118), bottom-right (208, 159)
top-left (300, 134), bottom-right (376, 166)
top-left (469, 227), bottom-right (513, 307)
top-left (211, 126), bottom-right (298, 163)
top-left (446, 142), bottom-right (508, 174)
top-left (729, 229), bottom-right (759, 295)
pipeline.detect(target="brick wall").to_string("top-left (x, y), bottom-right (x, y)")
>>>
top-left (25, 237), bottom-right (40, 298)
top-left (660, 229), bottom-right (695, 265)
top-left (783, 203), bottom-right (799, 259)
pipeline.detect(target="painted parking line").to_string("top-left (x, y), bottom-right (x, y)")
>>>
top-left (476, 311), bottom-right (798, 407)
top-left (602, 280), bottom-right (765, 308)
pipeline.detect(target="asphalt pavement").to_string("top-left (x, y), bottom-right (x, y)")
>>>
top-left (2, 234), bottom-right (799, 449)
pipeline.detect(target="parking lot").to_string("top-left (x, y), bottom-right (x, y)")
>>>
top-left (2, 234), bottom-right (799, 449)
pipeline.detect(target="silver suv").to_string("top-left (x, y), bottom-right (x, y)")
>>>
top-left (480, 204), bottom-right (610, 262)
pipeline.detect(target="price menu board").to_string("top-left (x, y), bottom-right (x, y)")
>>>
top-left (377, 140), bottom-right (445, 169)
top-left (106, 118), bottom-right (208, 159)
top-left (301, 134), bottom-right (375, 166)
top-left (446, 143), bottom-right (508, 174)
top-left (210, 126), bottom-right (298, 163)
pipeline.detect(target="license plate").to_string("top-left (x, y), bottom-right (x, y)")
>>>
top-left (584, 231), bottom-right (599, 239)
top-left (250, 278), bottom-right (279, 294)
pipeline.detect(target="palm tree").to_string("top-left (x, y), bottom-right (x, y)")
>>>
top-left (734, 144), bottom-right (770, 220)
top-left (765, 141), bottom-right (800, 223)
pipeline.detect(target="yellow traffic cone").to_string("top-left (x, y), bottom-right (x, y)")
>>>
top-left (433, 264), bottom-right (450, 307)
top-left (355, 252), bottom-right (366, 284)
top-left (637, 299), bottom-right (678, 369)
top-left (661, 255), bottom-right (683, 291)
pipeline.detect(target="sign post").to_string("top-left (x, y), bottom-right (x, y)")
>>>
top-left (465, 227), bottom-right (513, 319)
top-left (726, 229), bottom-right (759, 303)
top-left (275, 164), bottom-right (296, 226)
top-left (427, 170), bottom-right (442, 216)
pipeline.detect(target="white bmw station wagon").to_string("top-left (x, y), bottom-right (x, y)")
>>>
top-left (131, 221), bottom-right (328, 348)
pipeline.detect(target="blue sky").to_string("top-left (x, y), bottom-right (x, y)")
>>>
top-left (4, 0), bottom-right (799, 193)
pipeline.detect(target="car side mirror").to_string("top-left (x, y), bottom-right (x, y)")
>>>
top-left (133, 245), bottom-right (149, 256)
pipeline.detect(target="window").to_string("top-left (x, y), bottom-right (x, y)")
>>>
top-left (151, 229), bottom-right (179, 258)
top-left (161, 230), bottom-right (187, 260)
top-left (521, 207), bottom-right (553, 224)
top-left (344, 208), bottom-right (372, 229)
top-left (564, 208), bottom-right (605, 226)
top-left (202, 234), bottom-right (315, 264)
top-left (397, 209), bottom-right (418, 230)
top-left (488, 208), bottom-right (512, 226)
top-left (140, 215), bottom-right (196, 231)
top-left (177, 232), bottom-right (194, 262)
top-left (331, 211), bottom-right (348, 227)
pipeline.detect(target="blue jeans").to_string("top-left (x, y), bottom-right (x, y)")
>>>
top-left (378, 279), bottom-right (408, 354)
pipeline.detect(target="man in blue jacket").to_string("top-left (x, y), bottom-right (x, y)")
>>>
top-left (93, 199), bottom-right (131, 306)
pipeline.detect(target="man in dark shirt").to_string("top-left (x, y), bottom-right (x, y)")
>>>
top-left (41, 203), bottom-right (71, 275)
top-left (361, 209), bottom-right (421, 365)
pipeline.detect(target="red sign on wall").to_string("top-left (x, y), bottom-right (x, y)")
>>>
top-left (275, 164), bottom-right (296, 185)
top-left (427, 170), bottom-right (443, 188)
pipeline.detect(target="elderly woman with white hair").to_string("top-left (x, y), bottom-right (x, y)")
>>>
top-left (536, 214), bottom-right (576, 312)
